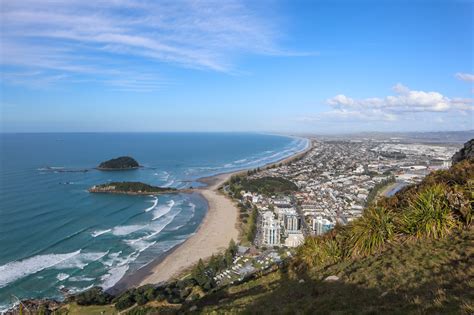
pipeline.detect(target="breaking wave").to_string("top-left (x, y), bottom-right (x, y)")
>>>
top-left (152, 200), bottom-right (176, 221)
top-left (91, 229), bottom-right (112, 237)
top-left (144, 196), bottom-right (159, 212)
top-left (0, 251), bottom-right (80, 288)
top-left (111, 224), bottom-right (145, 236)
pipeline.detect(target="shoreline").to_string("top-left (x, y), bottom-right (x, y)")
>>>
top-left (111, 138), bottom-right (313, 291)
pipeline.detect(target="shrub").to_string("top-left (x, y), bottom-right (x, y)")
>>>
top-left (402, 184), bottom-right (459, 239)
top-left (346, 207), bottom-right (395, 257)
top-left (446, 183), bottom-right (473, 225)
top-left (74, 287), bottom-right (112, 305)
top-left (126, 306), bottom-right (154, 315)
top-left (297, 234), bottom-right (342, 269)
top-left (114, 290), bottom-right (136, 310)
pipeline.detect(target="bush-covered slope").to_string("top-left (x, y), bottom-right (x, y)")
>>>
top-left (195, 227), bottom-right (473, 314)
top-left (192, 158), bottom-right (473, 314)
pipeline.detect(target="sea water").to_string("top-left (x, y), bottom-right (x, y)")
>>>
top-left (0, 132), bottom-right (308, 310)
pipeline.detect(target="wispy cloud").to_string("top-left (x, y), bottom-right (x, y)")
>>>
top-left (0, 0), bottom-right (293, 90)
top-left (301, 84), bottom-right (473, 123)
top-left (455, 72), bottom-right (474, 82)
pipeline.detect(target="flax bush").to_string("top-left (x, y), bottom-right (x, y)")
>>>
top-left (402, 184), bottom-right (459, 239)
top-left (346, 207), bottom-right (395, 257)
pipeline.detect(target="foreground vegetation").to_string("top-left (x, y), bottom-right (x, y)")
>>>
top-left (197, 226), bottom-right (473, 314)
top-left (193, 157), bottom-right (473, 314)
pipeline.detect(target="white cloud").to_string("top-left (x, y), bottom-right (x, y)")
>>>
top-left (304, 84), bottom-right (473, 123)
top-left (0, 0), bottom-right (295, 89)
top-left (326, 84), bottom-right (470, 113)
top-left (455, 72), bottom-right (474, 82)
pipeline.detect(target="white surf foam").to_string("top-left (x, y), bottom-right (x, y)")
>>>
top-left (100, 264), bottom-right (129, 289)
top-left (102, 251), bottom-right (123, 267)
top-left (54, 251), bottom-right (109, 270)
top-left (111, 224), bottom-right (145, 236)
top-left (162, 179), bottom-right (175, 187)
top-left (152, 200), bottom-right (176, 221)
top-left (124, 239), bottom-right (157, 253)
top-left (189, 202), bottom-right (196, 215)
top-left (234, 158), bottom-right (248, 164)
top-left (0, 250), bottom-right (80, 288)
top-left (144, 196), bottom-right (159, 212)
top-left (167, 224), bottom-right (185, 231)
top-left (68, 276), bottom-right (95, 282)
top-left (91, 229), bottom-right (112, 237)
top-left (56, 273), bottom-right (70, 281)
top-left (147, 206), bottom-right (183, 239)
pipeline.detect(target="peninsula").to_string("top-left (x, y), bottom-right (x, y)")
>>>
top-left (89, 181), bottom-right (177, 195)
top-left (97, 156), bottom-right (140, 170)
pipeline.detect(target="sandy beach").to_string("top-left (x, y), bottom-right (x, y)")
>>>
top-left (139, 172), bottom-right (239, 285)
top-left (138, 138), bottom-right (313, 286)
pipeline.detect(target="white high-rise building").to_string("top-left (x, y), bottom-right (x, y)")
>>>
top-left (312, 216), bottom-right (335, 236)
top-left (284, 211), bottom-right (301, 234)
top-left (262, 211), bottom-right (281, 246)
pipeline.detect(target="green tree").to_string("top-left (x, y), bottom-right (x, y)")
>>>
top-left (192, 259), bottom-right (207, 287)
top-left (228, 239), bottom-right (238, 256)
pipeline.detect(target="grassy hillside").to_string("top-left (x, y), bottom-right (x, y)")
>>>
top-left (195, 227), bottom-right (473, 314)
top-left (190, 158), bottom-right (473, 314)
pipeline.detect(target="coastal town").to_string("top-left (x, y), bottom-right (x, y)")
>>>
top-left (178, 137), bottom-right (461, 290)
top-left (227, 138), bottom-right (459, 251)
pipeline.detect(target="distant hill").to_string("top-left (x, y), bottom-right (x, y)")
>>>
top-left (97, 156), bottom-right (139, 170)
top-left (313, 130), bottom-right (474, 144)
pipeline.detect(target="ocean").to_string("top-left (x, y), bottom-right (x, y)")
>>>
top-left (0, 132), bottom-right (308, 310)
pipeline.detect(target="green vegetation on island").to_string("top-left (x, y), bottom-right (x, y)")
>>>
top-left (228, 175), bottom-right (298, 197)
top-left (97, 156), bottom-right (140, 170)
top-left (89, 182), bottom-right (177, 195)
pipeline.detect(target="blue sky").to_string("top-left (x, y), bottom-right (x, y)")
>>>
top-left (1, 0), bottom-right (472, 133)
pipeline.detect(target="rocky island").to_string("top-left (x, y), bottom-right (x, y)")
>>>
top-left (89, 182), bottom-right (177, 195)
top-left (97, 156), bottom-right (140, 170)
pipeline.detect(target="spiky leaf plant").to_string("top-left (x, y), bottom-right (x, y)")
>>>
top-left (402, 184), bottom-right (459, 239)
top-left (297, 235), bottom-right (342, 270)
top-left (346, 207), bottom-right (395, 258)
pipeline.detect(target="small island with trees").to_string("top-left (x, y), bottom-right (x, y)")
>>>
top-left (97, 156), bottom-right (140, 170)
top-left (89, 181), bottom-right (177, 195)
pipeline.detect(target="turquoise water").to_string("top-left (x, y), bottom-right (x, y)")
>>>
top-left (0, 133), bottom-right (308, 310)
